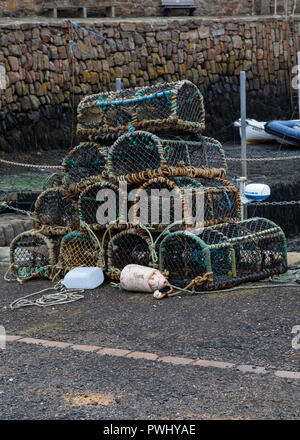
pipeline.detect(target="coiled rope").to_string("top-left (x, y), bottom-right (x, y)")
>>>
top-left (10, 282), bottom-right (85, 310)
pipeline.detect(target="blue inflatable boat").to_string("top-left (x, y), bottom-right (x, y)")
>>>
top-left (265, 120), bottom-right (300, 146)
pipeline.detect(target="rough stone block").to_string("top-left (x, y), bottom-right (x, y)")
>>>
top-left (8, 56), bottom-right (19, 71)
top-left (0, 227), bottom-right (6, 247)
top-left (1, 223), bottom-right (14, 246)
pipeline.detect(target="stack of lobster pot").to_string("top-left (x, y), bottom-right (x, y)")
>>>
top-left (7, 80), bottom-right (288, 290)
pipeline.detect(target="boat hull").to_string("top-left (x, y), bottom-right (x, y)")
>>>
top-left (234, 119), bottom-right (275, 143)
top-left (265, 120), bottom-right (300, 146)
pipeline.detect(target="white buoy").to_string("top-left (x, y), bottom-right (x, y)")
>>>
top-left (120, 265), bottom-right (168, 293)
top-left (244, 183), bottom-right (271, 202)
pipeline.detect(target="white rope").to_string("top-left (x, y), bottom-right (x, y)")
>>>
top-left (226, 155), bottom-right (300, 162)
top-left (0, 202), bottom-right (34, 217)
top-left (166, 282), bottom-right (299, 296)
top-left (0, 158), bottom-right (62, 169)
top-left (80, 221), bottom-right (102, 249)
top-left (10, 282), bottom-right (85, 310)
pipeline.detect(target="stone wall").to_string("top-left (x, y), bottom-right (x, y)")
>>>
top-left (0, 16), bottom-right (299, 151)
top-left (0, 0), bottom-right (262, 18)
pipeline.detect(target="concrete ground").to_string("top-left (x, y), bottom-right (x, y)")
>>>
top-left (0, 269), bottom-right (299, 420)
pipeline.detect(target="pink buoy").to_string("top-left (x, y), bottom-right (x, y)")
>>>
top-left (120, 264), bottom-right (168, 293)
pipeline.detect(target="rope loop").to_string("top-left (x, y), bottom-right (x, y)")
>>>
top-left (165, 272), bottom-right (213, 297)
top-left (9, 281), bottom-right (85, 310)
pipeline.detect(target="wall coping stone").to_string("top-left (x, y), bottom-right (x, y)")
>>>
top-left (1, 15), bottom-right (300, 30)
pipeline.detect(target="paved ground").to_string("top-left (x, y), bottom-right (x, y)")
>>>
top-left (1, 341), bottom-right (299, 420)
top-left (0, 269), bottom-right (299, 419)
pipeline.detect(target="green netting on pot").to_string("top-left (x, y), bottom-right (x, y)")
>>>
top-left (79, 180), bottom-right (123, 230)
top-left (159, 218), bottom-right (288, 291)
top-left (58, 230), bottom-right (104, 272)
top-left (106, 228), bottom-right (156, 281)
top-left (77, 80), bottom-right (205, 140)
top-left (8, 230), bottom-right (60, 281)
top-left (62, 142), bottom-right (108, 195)
top-left (107, 131), bottom-right (226, 184)
top-left (107, 131), bottom-right (165, 182)
top-left (131, 176), bottom-right (241, 231)
top-left (161, 136), bottom-right (227, 174)
top-left (34, 187), bottom-right (79, 234)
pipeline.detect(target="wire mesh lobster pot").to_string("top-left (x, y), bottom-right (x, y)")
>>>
top-left (34, 187), bottom-right (79, 234)
top-left (131, 177), bottom-right (241, 231)
top-left (77, 80), bottom-right (205, 140)
top-left (107, 131), bottom-right (164, 182)
top-left (58, 231), bottom-right (104, 272)
top-left (107, 131), bottom-right (226, 184)
top-left (159, 218), bottom-right (288, 291)
top-left (62, 142), bottom-right (108, 195)
top-left (79, 180), bottom-right (124, 230)
top-left (106, 228), bottom-right (156, 281)
top-left (161, 136), bottom-right (226, 173)
top-left (9, 230), bottom-right (60, 280)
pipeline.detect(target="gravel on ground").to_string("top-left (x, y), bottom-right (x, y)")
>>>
top-left (1, 270), bottom-right (299, 372)
top-left (1, 342), bottom-right (299, 420)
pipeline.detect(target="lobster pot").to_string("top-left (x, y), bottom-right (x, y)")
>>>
top-left (108, 131), bottom-right (165, 182)
top-left (107, 131), bottom-right (226, 183)
top-left (9, 230), bottom-right (59, 280)
top-left (34, 187), bottom-right (79, 234)
top-left (77, 80), bottom-right (205, 140)
top-left (131, 177), bottom-right (241, 230)
top-left (161, 136), bottom-right (227, 174)
top-left (159, 218), bottom-right (288, 291)
top-left (58, 231), bottom-right (104, 271)
top-left (79, 180), bottom-right (124, 230)
top-left (195, 177), bottom-right (241, 225)
top-left (62, 142), bottom-right (108, 195)
top-left (107, 228), bottom-right (155, 281)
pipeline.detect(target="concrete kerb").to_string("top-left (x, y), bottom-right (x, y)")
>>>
top-left (6, 335), bottom-right (300, 381)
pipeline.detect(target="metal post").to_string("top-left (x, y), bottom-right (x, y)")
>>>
top-left (116, 78), bottom-right (122, 91)
top-left (240, 71), bottom-right (247, 178)
top-left (274, 0), bottom-right (277, 15)
top-left (298, 51), bottom-right (300, 119)
top-left (240, 71), bottom-right (247, 220)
